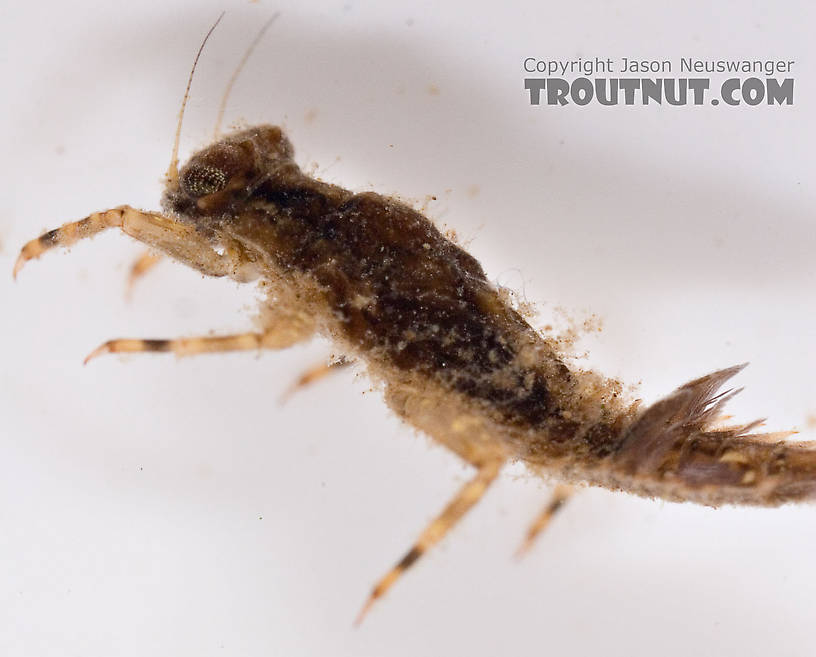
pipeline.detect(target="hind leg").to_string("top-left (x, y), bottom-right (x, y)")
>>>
top-left (515, 485), bottom-right (573, 558)
top-left (355, 458), bottom-right (503, 624)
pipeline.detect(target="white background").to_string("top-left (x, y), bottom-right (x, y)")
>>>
top-left (3, 1), bottom-right (816, 655)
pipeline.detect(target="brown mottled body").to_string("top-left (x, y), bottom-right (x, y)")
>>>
top-left (15, 123), bottom-right (815, 620)
top-left (159, 127), bottom-right (622, 462)
top-left (159, 126), bottom-right (814, 505)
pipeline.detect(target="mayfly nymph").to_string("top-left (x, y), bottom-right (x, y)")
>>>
top-left (14, 16), bottom-right (811, 623)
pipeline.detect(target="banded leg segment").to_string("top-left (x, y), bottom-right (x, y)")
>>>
top-left (85, 324), bottom-right (315, 364)
top-left (14, 207), bottom-right (126, 277)
top-left (14, 205), bottom-right (236, 279)
top-left (515, 485), bottom-right (573, 559)
top-left (355, 458), bottom-right (503, 625)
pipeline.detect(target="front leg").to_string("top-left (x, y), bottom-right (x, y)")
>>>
top-left (14, 205), bottom-right (245, 280)
top-left (126, 250), bottom-right (164, 299)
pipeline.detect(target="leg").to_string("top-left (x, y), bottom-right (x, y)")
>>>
top-left (126, 250), bottom-right (163, 299)
top-left (85, 307), bottom-right (315, 364)
top-left (515, 485), bottom-right (573, 559)
top-left (280, 356), bottom-right (351, 402)
top-left (14, 206), bottom-right (238, 279)
top-left (355, 458), bottom-right (503, 625)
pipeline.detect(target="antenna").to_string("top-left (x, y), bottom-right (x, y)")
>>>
top-left (213, 12), bottom-right (280, 139)
top-left (165, 12), bottom-right (225, 185)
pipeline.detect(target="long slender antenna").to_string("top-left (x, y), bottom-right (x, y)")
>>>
top-left (165, 12), bottom-right (225, 185)
top-left (213, 12), bottom-right (280, 139)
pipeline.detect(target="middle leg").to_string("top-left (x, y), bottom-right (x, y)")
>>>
top-left (85, 305), bottom-right (316, 363)
top-left (280, 356), bottom-right (352, 402)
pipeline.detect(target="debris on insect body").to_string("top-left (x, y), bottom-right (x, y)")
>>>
top-left (14, 16), bottom-right (810, 624)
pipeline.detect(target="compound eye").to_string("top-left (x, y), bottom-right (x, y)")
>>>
top-left (181, 165), bottom-right (228, 197)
